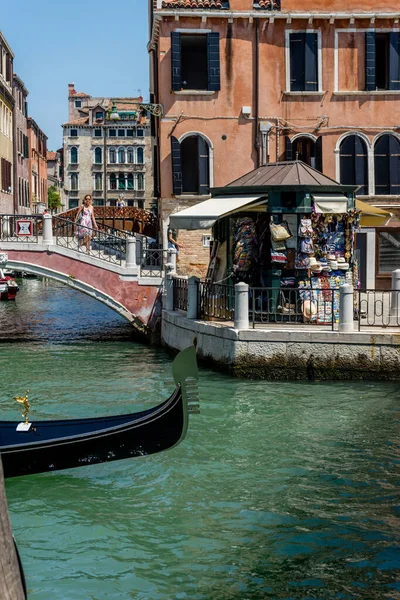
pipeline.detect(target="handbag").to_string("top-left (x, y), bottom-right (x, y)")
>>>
top-left (270, 222), bottom-right (291, 242)
top-left (298, 218), bottom-right (313, 237)
top-left (300, 237), bottom-right (314, 254)
top-left (271, 251), bottom-right (287, 264)
top-left (76, 209), bottom-right (83, 224)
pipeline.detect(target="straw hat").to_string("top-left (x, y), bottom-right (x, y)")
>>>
top-left (309, 257), bottom-right (319, 266)
top-left (302, 300), bottom-right (317, 320)
top-left (337, 257), bottom-right (346, 264)
top-left (327, 253), bottom-right (336, 260)
top-left (329, 261), bottom-right (338, 270)
top-left (310, 265), bottom-right (323, 273)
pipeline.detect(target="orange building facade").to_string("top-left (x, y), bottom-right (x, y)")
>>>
top-left (27, 118), bottom-right (48, 213)
top-left (149, 0), bottom-right (400, 278)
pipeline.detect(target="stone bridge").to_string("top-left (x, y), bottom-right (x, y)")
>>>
top-left (0, 214), bottom-right (175, 338)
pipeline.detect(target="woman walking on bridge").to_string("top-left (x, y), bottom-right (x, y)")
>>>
top-left (75, 195), bottom-right (98, 253)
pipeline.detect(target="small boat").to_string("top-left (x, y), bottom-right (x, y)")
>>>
top-left (0, 346), bottom-right (199, 479)
top-left (0, 268), bottom-right (19, 301)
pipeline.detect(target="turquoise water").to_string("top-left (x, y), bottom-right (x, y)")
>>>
top-left (1, 279), bottom-right (400, 599)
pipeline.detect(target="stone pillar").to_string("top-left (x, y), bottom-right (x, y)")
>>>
top-left (3, 216), bottom-right (10, 238)
top-left (42, 214), bottom-right (53, 244)
top-left (125, 237), bottom-right (137, 268)
top-left (165, 273), bottom-right (174, 311)
top-left (167, 248), bottom-right (177, 274)
top-left (234, 282), bottom-right (249, 330)
top-left (391, 269), bottom-right (400, 317)
top-left (187, 276), bottom-right (199, 319)
top-left (339, 283), bottom-right (354, 333)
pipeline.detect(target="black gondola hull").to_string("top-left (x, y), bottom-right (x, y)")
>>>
top-left (0, 386), bottom-right (186, 479)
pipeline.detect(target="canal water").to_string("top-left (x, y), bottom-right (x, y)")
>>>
top-left (1, 278), bottom-right (399, 599)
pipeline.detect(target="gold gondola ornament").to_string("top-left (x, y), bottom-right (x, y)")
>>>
top-left (13, 390), bottom-right (32, 431)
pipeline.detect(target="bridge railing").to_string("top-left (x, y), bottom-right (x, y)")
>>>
top-left (0, 215), bottom-right (42, 242)
top-left (53, 216), bottom-right (131, 265)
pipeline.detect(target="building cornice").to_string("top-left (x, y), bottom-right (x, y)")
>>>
top-left (0, 30), bottom-right (15, 57)
top-left (149, 10), bottom-right (400, 49)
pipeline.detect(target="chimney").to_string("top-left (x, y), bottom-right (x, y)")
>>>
top-left (68, 82), bottom-right (76, 96)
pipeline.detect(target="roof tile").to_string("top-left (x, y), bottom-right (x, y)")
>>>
top-left (161, 0), bottom-right (229, 9)
top-left (254, 0), bottom-right (281, 9)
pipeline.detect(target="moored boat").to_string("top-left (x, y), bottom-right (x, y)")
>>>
top-left (0, 346), bottom-right (199, 478)
top-left (0, 268), bottom-right (19, 301)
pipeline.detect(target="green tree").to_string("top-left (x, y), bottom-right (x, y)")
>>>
top-left (48, 186), bottom-right (62, 212)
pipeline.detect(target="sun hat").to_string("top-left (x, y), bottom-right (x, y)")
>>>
top-left (328, 261), bottom-right (338, 269)
top-left (310, 265), bottom-right (323, 272)
top-left (337, 257), bottom-right (346, 264)
top-left (327, 253), bottom-right (336, 260)
top-left (302, 299), bottom-right (317, 320)
top-left (309, 257), bottom-right (319, 266)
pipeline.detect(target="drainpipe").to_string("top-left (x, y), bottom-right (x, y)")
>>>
top-left (103, 124), bottom-right (107, 206)
top-left (255, 18), bottom-right (261, 167)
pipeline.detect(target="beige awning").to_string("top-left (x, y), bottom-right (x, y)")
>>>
top-left (312, 193), bottom-right (348, 214)
top-left (169, 196), bottom-right (265, 230)
top-left (356, 199), bottom-right (392, 226)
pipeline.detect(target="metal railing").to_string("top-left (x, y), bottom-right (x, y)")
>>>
top-left (173, 277), bottom-right (188, 311)
top-left (197, 281), bottom-right (235, 321)
top-left (250, 287), bottom-right (337, 329)
top-left (139, 246), bottom-right (167, 277)
top-left (357, 289), bottom-right (400, 329)
top-left (53, 216), bottom-right (130, 266)
top-left (0, 214), bottom-right (42, 242)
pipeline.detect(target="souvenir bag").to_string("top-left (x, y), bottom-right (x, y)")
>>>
top-left (270, 251), bottom-right (287, 264)
top-left (295, 253), bottom-right (310, 270)
top-left (298, 218), bottom-right (313, 237)
top-left (271, 237), bottom-right (286, 252)
top-left (300, 237), bottom-right (314, 254)
top-left (270, 222), bottom-right (291, 242)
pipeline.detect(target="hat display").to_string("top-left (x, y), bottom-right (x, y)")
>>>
top-left (302, 300), bottom-right (317, 320)
top-left (327, 253), bottom-right (336, 260)
top-left (337, 257), bottom-right (346, 264)
top-left (329, 261), bottom-right (338, 270)
top-left (309, 257), bottom-right (319, 266)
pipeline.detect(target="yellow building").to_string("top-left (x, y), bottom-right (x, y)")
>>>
top-left (0, 30), bottom-right (14, 212)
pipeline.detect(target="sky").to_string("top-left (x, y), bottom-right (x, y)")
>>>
top-left (2, 0), bottom-right (150, 150)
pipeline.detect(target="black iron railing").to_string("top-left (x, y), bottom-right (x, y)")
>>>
top-left (197, 281), bottom-right (235, 321)
top-left (173, 277), bottom-right (188, 311)
top-left (357, 289), bottom-right (400, 329)
top-left (139, 245), bottom-right (166, 277)
top-left (250, 287), bottom-right (337, 329)
top-left (0, 214), bottom-right (42, 242)
top-left (53, 216), bottom-right (130, 265)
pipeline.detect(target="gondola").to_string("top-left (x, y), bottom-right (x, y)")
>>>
top-left (0, 346), bottom-right (199, 479)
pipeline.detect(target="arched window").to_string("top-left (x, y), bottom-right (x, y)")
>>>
top-left (118, 173), bottom-right (126, 190)
top-left (110, 173), bottom-right (117, 190)
top-left (118, 147), bottom-right (125, 164)
top-left (339, 135), bottom-right (369, 196)
top-left (137, 173), bottom-right (145, 191)
top-left (127, 173), bottom-right (134, 189)
top-left (374, 134), bottom-right (400, 195)
top-left (94, 147), bottom-right (102, 164)
top-left (136, 147), bottom-right (144, 165)
top-left (127, 147), bottom-right (134, 164)
top-left (109, 147), bottom-right (116, 164)
top-left (70, 146), bottom-right (78, 164)
top-left (170, 134), bottom-right (210, 195)
top-left (285, 136), bottom-right (322, 171)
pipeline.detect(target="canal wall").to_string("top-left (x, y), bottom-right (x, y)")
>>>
top-left (162, 310), bottom-right (400, 380)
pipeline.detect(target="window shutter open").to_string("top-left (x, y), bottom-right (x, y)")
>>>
top-left (389, 135), bottom-right (400, 195)
top-left (315, 137), bottom-right (323, 172)
top-left (207, 32), bottom-right (220, 91)
top-left (305, 33), bottom-right (318, 91)
top-left (365, 31), bottom-right (376, 91)
top-left (171, 32), bottom-right (181, 91)
top-left (354, 136), bottom-right (368, 195)
top-left (171, 136), bottom-right (182, 196)
top-left (285, 136), bottom-right (293, 161)
top-left (289, 33), bottom-right (306, 91)
top-left (389, 32), bottom-right (400, 91)
top-left (197, 136), bottom-right (210, 195)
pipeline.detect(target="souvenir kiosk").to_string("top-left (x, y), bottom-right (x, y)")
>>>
top-left (170, 161), bottom-right (360, 324)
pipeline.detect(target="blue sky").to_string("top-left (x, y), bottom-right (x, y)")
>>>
top-left (2, 0), bottom-right (150, 150)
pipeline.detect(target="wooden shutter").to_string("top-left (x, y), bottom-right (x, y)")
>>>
top-left (171, 136), bottom-right (182, 196)
top-left (365, 31), bottom-right (376, 91)
top-left (207, 33), bottom-right (220, 91)
top-left (305, 33), bottom-right (318, 91)
top-left (285, 136), bottom-right (293, 161)
top-left (389, 32), bottom-right (400, 91)
top-left (354, 136), bottom-right (368, 195)
top-left (315, 137), bottom-right (323, 172)
top-left (171, 32), bottom-right (181, 92)
top-left (289, 33), bottom-right (305, 91)
top-left (374, 135), bottom-right (390, 195)
top-left (197, 136), bottom-right (209, 195)
top-left (389, 135), bottom-right (400, 195)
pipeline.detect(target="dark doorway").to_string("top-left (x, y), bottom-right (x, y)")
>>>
top-left (292, 137), bottom-right (316, 167)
